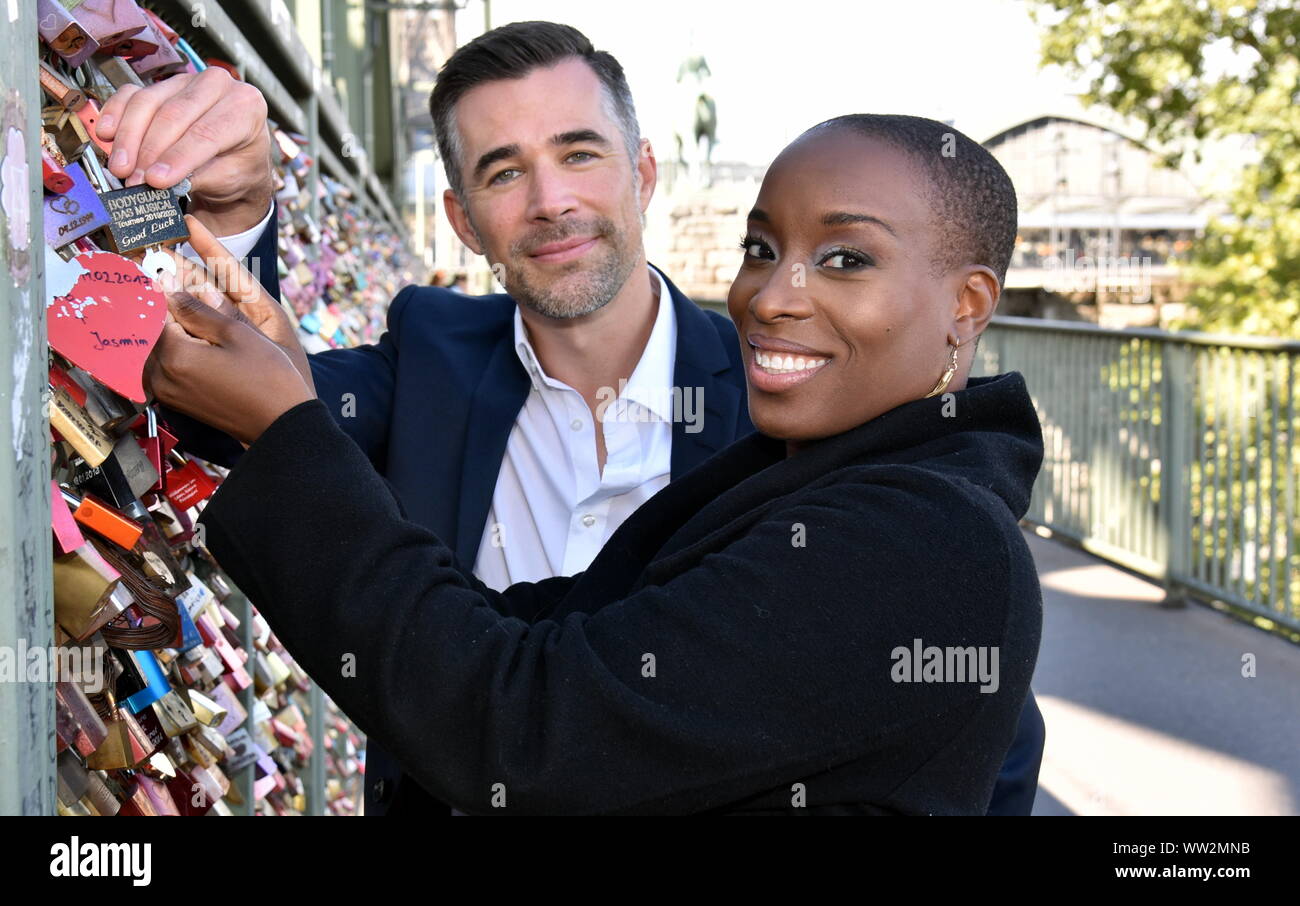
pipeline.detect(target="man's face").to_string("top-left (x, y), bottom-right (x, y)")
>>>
top-left (445, 58), bottom-right (655, 319)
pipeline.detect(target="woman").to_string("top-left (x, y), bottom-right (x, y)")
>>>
top-left (149, 114), bottom-right (1043, 815)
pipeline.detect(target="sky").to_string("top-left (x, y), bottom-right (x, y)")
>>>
top-left (454, 0), bottom-right (1093, 165)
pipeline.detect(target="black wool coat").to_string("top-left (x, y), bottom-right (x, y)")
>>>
top-left (198, 371), bottom-right (1045, 815)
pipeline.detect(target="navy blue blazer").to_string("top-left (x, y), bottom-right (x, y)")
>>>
top-left (166, 216), bottom-right (1043, 815)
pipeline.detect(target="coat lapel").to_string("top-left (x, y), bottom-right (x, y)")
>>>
top-left (664, 272), bottom-right (748, 479)
top-left (454, 332), bottom-right (530, 568)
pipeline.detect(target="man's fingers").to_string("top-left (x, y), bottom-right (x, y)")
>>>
top-left (95, 83), bottom-right (141, 142)
top-left (104, 76), bottom-right (192, 184)
top-left (146, 84), bottom-right (267, 192)
top-left (183, 214), bottom-right (261, 303)
top-left (133, 70), bottom-right (241, 186)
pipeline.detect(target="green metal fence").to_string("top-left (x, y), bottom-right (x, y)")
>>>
top-left (976, 316), bottom-right (1300, 632)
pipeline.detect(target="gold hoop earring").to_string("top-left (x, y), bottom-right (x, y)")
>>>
top-left (923, 342), bottom-right (960, 399)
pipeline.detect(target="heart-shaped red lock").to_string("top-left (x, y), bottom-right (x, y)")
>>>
top-left (46, 249), bottom-right (166, 404)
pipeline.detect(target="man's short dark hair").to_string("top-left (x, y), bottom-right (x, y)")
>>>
top-left (808, 114), bottom-right (1018, 286)
top-left (429, 21), bottom-right (640, 198)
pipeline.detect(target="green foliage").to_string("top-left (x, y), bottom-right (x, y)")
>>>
top-left (1029, 0), bottom-right (1300, 337)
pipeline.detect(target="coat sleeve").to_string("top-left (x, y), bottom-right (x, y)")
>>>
top-left (164, 282), bottom-right (412, 471)
top-left (199, 398), bottom-right (1024, 815)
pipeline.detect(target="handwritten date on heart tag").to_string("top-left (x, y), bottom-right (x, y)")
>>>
top-left (46, 247), bottom-right (167, 404)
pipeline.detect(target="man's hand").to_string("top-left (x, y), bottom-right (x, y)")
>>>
top-left (96, 68), bottom-right (274, 236)
top-left (173, 214), bottom-right (316, 396)
top-left (146, 292), bottom-right (313, 447)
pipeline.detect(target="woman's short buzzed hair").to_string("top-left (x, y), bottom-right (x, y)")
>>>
top-left (809, 115), bottom-right (1018, 286)
top-left (429, 21), bottom-right (641, 198)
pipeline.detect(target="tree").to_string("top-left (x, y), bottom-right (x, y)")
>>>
top-left (1029, 0), bottom-right (1300, 337)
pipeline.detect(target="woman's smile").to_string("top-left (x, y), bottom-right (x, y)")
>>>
top-left (747, 333), bottom-right (834, 392)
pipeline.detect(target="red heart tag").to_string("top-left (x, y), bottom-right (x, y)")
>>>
top-left (46, 249), bottom-right (166, 404)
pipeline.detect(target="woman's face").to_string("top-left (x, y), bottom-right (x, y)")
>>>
top-left (727, 129), bottom-right (978, 450)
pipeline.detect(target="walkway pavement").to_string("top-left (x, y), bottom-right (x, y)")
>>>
top-left (1024, 529), bottom-right (1300, 816)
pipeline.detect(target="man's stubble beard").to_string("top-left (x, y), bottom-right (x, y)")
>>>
top-left (510, 216), bottom-right (639, 320)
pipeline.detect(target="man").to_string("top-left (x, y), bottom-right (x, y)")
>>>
top-left (125, 20), bottom-right (1043, 815)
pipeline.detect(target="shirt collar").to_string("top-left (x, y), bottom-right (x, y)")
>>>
top-left (512, 265), bottom-right (679, 422)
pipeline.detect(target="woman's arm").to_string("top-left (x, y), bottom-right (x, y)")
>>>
top-left (199, 397), bottom-right (1027, 815)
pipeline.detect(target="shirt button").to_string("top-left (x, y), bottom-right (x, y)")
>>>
top-left (570, 418), bottom-right (583, 431)
top-left (581, 514), bottom-right (596, 528)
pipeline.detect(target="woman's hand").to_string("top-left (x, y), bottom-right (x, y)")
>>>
top-left (145, 290), bottom-right (314, 447)
top-left (178, 214), bottom-right (317, 397)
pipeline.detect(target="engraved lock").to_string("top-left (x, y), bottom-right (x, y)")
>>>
top-left (70, 433), bottom-right (158, 505)
top-left (48, 384), bottom-right (114, 467)
top-left (99, 184), bottom-right (190, 254)
top-left (164, 452), bottom-right (218, 511)
top-left (37, 0), bottom-right (102, 67)
top-left (42, 162), bottom-right (111, 247)
top-left (151, 688), bottom-right (198, 738)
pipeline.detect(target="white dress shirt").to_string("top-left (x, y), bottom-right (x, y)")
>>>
top-left (472, 266), bottom-right (678, 591)
top-left (179, 202), bottom-right (276, 263)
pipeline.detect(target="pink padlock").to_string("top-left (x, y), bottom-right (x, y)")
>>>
top-left (69, 0), bottom-right (149, 50)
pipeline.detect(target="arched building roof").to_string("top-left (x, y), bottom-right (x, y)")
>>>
top-left (979, 114), bottom-right (1212, 230)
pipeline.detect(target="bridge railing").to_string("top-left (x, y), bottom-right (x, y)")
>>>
top-left (976, 316), bottom-right (1300, 632)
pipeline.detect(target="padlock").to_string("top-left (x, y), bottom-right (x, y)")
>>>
top-left (165, 452), bottom-right (218, 510)
top-left (69, 434), bottom-right (158, 504)
top-left (131, 408), bottom-right (175, 493)
top-left (38, 61), bottom-right (87, 111)
top-left (43, 162), bottom-right (111, 247)
top-left (55, 681), bottom-right (108, 756)
top-left (66, 0), bottom-right (150, 49)
top-left (52, 537), bottom-right (131, 640)
top-left (151, 688), bottom-right (199, 738)
top-left (51, 479), bottom-right (85, 555)
top-left (98, 184), bottom-right (190, 254)
top-left (128, 19), bottom-right (186, 79)
top-left (121, 649), bottom-right (171, 713)
top-left (73, 99), bottom-right (113, 158)
top-left (37, 0), bottom-right (101, 67)
top-left (48, 385), bottom-right (114, 467)
top-left (58, 486), bottom-right (143, 550)
top-left (42, 148), bottom-right (74, 194)
top-left (76, 59), bottom-right (119, 106)
top-left (96, 55), bottom-right (146, 91)
top-left (103, 23), bottom-right (159, 61)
